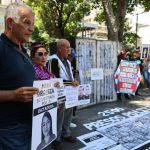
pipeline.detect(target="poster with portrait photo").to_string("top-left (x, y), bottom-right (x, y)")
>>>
top-left (78, 84), bottom-right (91, 106)
top-left (31, 80), bottom-right (57, 150)
top-left (140, 45), bottom-right (150, 59)
top-left (50, 78), bottom-right (65, 104)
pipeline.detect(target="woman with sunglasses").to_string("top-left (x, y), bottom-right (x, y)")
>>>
top-left (30, 42), bottom-right (58, 150)
top-left (30, 42), bottom-right (55, 80)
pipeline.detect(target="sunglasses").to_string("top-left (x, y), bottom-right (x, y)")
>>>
top-left (35, 52), bottom-right (48, 57)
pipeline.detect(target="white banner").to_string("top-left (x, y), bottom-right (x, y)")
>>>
top-left (65, 86), bottom-right (79, 109)
top-left (91, 68), bottom-right (103, 80)
top-left (65, 84), bottom-right (91, 108)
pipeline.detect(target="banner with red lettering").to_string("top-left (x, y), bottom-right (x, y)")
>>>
top-left (115, 60), bottom-right (141, 94)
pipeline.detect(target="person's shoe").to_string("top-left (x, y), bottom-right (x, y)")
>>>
top-left (51, 141), bottom-right (63, 150)
top-left (70, 122), bottom-right (77, 128)
top-left (124, 94), bottom-right (130, 100)
top-left (61, 136), bottom-right (77, 143)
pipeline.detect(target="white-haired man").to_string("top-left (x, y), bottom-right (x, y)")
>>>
top-left (0, 2), bottom-right (38, 150)
top-left (47, 39), bottom-right (79, 150)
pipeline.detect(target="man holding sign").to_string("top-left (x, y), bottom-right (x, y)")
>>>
top-left (47, 39), bottom-right (79, 150)
top-left (0, 2), bottom-right (38, 150)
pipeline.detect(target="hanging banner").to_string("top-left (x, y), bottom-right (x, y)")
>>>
top-left (31, 80), bottom-right (57, 150)
top-left (115, 60), bottom-right (141, 94)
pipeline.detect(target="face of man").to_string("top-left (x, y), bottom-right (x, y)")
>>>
top-left (59, 40), bottom-right (70, 59)
top-left (10, 8), bottom-right (34, 45)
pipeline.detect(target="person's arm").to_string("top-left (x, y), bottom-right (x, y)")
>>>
top-left (0, 87), bottom-right (38, 103)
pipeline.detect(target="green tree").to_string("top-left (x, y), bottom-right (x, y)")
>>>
top-left (93, 0), bottom-right (150, 45)
top-left (27, 0), bottom-right (91, 39)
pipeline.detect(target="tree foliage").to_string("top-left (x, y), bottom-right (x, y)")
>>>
top-left (92, 0), bottom-right (150, 48)
top-left (26, 0), bottom-right (91, 40)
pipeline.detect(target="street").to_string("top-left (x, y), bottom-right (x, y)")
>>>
top-left (62, 88), bottom-right (150, 150)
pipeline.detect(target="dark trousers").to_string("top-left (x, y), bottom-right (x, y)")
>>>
top-left (56, 103), bottom-right (73, 141)
top-left (0, 122), bottom-right (31, 150)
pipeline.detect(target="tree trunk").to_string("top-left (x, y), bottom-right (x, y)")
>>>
top-left (117, 0), bottom-right (127, 42)
top-left (102, 0), bottom-right (118, 41)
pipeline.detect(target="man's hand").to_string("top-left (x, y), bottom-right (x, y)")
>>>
top-left (72, 80), bottom-right (79, 87)
top-left (13, 87), bottom-right (39, 102)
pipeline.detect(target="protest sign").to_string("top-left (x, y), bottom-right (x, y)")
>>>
top-left (65, 84), bottom-right (91, 108)
top-left (31, 80), bottom-right (57, 150)
top-left (115, 60), bottom-right (141, 94)
top-left (51, 78), bottom-right (65, 104)
top-left (140, 44), bottom-right (150, 59)
top-left (78, 84), bottom-right (91, 106)
top-left (65, 86), bottom-right (79, 109)
top-left (91, 68), bottom-right (103, 80)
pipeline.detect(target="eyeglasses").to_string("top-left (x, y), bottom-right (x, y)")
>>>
top-left (35, 52), bottom-right (48, 57)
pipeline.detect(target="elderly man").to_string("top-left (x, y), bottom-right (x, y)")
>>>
top-left (47, 39), bottom-right (79, 150)
top-left (0, 2), bottom-right (38, 150)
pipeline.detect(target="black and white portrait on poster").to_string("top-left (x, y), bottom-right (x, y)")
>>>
top-left (78, 84), bottom-right (91, 106)
top-left (31, 80), bottom-right (57, 150)
top-left (51, 78), bottom-right (65, 104)
top-left (140, 45), bottom-right (150, 59)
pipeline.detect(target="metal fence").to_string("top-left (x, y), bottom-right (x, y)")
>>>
top-left (76, 38), bottom-right (120, 107)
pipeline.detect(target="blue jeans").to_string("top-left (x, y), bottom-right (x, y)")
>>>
top-left (143, 69), bottom-right (150, 88)
top-left (143, 69), bottom-right (148, 82)
top-left (0, 122), bottom-right (31, 150)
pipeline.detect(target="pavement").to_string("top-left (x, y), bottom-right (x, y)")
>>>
top-left (61, 88), bottom-right (150, 150)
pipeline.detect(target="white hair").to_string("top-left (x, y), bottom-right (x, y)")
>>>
top-left (5, 2), bottom-right (34, 23)
top-left (57, 39), bottom-right (70, 50)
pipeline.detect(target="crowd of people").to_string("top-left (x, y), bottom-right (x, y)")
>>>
top-left (0, 2), bottom-right (79, 150)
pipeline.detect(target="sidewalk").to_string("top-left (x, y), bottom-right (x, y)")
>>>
top-left (61, 88), bottom-right (150, 150)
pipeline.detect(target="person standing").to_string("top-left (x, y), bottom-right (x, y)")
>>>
top-left (117, 50), bottom-right (130, 100)
top-left (131, 49), bottom-right (143, 96)
top-left (30, 42), bottom-right (55, 80)
top-left (47, 39), bottom-right (79, 150)
top-left (0, 2), bottom-right (39, 150)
